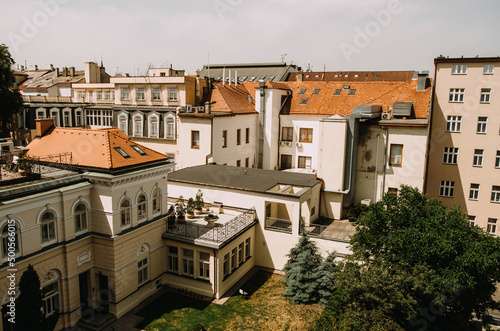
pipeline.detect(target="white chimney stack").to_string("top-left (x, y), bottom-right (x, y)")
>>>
top-left (222, 67), bottom-right (225, 87)
top-left (235, 70), bottom-right (238, 87)
top-left (229, 69), bottom-right (232, 87)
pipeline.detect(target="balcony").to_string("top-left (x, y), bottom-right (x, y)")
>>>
top-left (163, 206), bottom-right (257, 248)
top-left (23, 96), bottom-right (73, 103)
top-left (265, 217), bottom-right (292, 233)
top-left (305, 220), bottom-right (356, 243)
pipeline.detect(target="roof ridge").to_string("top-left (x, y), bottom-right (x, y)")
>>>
top-left (368, 81), bottom-right (409, 105)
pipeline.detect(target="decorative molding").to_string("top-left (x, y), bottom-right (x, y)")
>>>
top-left (77, 250), bottom-right (92, 266)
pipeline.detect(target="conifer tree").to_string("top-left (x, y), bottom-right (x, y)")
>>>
top-left (315, 251), bottom-right (336, 305)
top-left (16, 264), bottom-right (43, 331)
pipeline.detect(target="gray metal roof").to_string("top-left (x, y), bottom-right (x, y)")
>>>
top-left (199, 62), bottom-right (300, 82)
top-left (168, 164), bottom-right (321, 194)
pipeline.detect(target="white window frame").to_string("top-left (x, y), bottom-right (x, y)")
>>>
top-left (120, 198), bottom-right (131, 228)
top-left (148, 113), bottom-right (159, 138)
top-left (467, 215), bottom-right (476, 227)
top-left (75, 109), bottom-right (83, 127)
top-left (152, 87), bottom-right (161, 101)
top-left (480, 88), bottom-right (491, 103)
top-left (137, 87), bottom-right (145, 101)
top-left (118, 113), bottom-right (128, 134)
top-left (446, 115), bottom-right (462, 132)
top-left (484, 64), bottom-right (494, 75)
top-left (477, 117), bottom-right (488, 133)
top-left (1, 220), bottom-right (21, 260)
top-left (152, 188), bottom-right (161, 215)
top-left (487, 219), bottom-right (497, 234)
top-left (77, 90), bottom-right (85, 100)
top-left (182, 249), bottom-right (194, 277)
top-left (36, 108), bottom-right (46, 119)
top-left (439, 180), bottom-right (455, 198)
top-left (168, 87), bottom-right (178, 101)
top-left (449, 88), bottom-right (465, 102)
top-left (165, 114), bottom-right (176, 140)
top-left (245, 237), bottom-right (251, 259)
top-left (452, 64), bottom-right (467, 74)
top-left (442, 147), bottom-right (458, 165)
top-left (491, 186), bottom-right (500, 203)
top-left (473, 149), bottom-right (484, 167)
top-left (496, 151), bottom-right (500, 168)
top-left (138, 256), bottom-right (148, 285)
top-left (62, 108), bottom-right (71, 127)
top-left (86, 110), bottom-right (112, 127)
top-left (42, 274), bottom-right (60, 317)
top-left (198, 252), bottom-right (210, 280)
top-left (74, 202), bottom-right (88, 233)
top-left (167, 246), bottom-right (179, 273)
top-left (50, 108), bottom-right (60, 127)
top-left (137, 193), bottom-right (147, 222)
top-left (97, 90), bottom-right (102, 100)
top-left (132, 114), bottom-right (143, 137)
top-left (121, 87), bottom-right (130, 101)
top-left (469, 183), bottom-right (479, 201)
top-left (40, 210), bottom-right (57, 244)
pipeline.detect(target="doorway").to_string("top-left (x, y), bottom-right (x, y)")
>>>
top-left (96, 274), bottom-right (109, 314)
top-left (79, 271), bottom-right (90, 318)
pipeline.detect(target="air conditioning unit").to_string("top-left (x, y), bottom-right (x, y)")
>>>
top-left (381, 112), bottom-right (392, 120)
top-left (296, 142), bottom-right (302, 147)
top-left (186, 105), bottom-right (193, 113)
top-left (197, 106), bottom-right (206, 113)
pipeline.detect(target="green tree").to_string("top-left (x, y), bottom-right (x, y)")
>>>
top-left (315, 251), bottom-right (336, 305)
top-left (315, 186), bottom-right (500, 330)
top-left (0, 44), bottom-right (23, 137)
top-left (16, 264), bottom-right (60, 331)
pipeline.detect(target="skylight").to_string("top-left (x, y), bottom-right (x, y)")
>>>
top-left (114, 147), bottom-right (130, 158)
top-left (249, 77), bottom-right (256, 82)
top-left (348, 89), bottom-right (356, 95)
top-left (300, 98), bottom-right (308, 104)
top-left (333, 89), bottom-right (341, 95)
top-left (240, 76), bottom-right (248, 81)
top-left (298, 88), bottom-right (306, 94)
top-left (343, 85), bottom-right (350, 90)
top-left (268, 76), bottom-right (275, 81)
top-left (131, 145), bottom-right (147, 156)
top-left (313, 88), bottom-right (320, 95)
top-left (259, 76), bottom-right (266, 80)
top-left (315, 75), bottom-right (320, 78)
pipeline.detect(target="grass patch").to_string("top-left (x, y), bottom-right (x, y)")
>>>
top-left (136, 270), bottom-right (323, 330)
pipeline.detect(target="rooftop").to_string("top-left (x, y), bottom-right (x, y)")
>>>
top-left (287, 70), bottom-right (417, 82)
top-left (199, 62), bottom-right (300, 82)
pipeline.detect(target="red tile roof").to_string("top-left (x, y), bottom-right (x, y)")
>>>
top-left (26, 127), bottom-right (169, 170)
top-left (208, 83), bottom-right (256, 114)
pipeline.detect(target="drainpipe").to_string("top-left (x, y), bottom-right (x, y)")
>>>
top-left (212, 248), bottom-right (217, 299)
top-left (373, 134), bottom-right (380, 202)
top-left (381, 126), bottom-right (389, 199)
top-left (205, 116), bottom-right (214, 164)
top-left (257, 81), bottom-right (266, 169)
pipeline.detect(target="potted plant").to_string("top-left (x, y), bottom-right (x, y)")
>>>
top-left (16, 150), bottom-right (35, 176)
top-left (167, 205), bottom-right (176, 229)
top-left (176, 196), bottom-right (186, 222)
top-left (194, 190), bottom-right (204, 214)
top-left (186, 197), bottom-right (195, 219)
top-left (204, 213), bottom-right (219, 227)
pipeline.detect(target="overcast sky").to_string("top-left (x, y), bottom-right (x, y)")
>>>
top-left (1, 0), bottom-right (499, 76)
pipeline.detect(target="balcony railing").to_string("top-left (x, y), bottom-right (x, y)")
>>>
top-left (165, 208), bottom-right (256, 244)
top-left (305, 223), bottom-right (355, 242)
top-left (23, 96), bottom-right (73, 103)
top-left (265, 217), bottom-right (292, 233)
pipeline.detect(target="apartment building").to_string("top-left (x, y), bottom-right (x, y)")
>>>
top-left (426, 56), bottom-right (500, 235)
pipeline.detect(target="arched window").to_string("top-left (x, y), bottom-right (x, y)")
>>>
top-left (121, 199), bottom-right (131, 227)
top-left (118, 113), bottom-right (128, 134)
top-left (132, 114), bottom-right (143, 137)
top-left (137, 194), bottom-right (147, 221)
top-left (74, 203), bottom-right (87, 233)
top-left (165, 114), bottom-right (175, 140)
top-left (148, 114), bottom-right (159, 138)
top-left (41, 211), bottom-right (56, 243)
top-left (1, 221), bottom-right (20, 259)
top-left (137, 244), bottom-right (149, 286)
top-left (41, 270), bottom-right (60, 317)
top-left (152, 188), bottom-right (161, 214)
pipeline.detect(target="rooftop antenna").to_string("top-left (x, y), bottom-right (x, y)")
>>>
top-left (280, 53), bottom-right (287, 63)
top-left (100, 53), bottom-right (103, 67)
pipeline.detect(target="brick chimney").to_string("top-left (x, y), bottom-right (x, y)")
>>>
top-left (36, 119), bottom-right (55, 138)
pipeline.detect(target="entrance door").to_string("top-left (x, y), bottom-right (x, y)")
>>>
top-left (97, 274), bottom-right (109, 314)
top-left (79, 271), bottom-right (90, 317)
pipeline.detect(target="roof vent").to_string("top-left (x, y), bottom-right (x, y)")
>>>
top-left (392, 102), bottom-right (414, 118)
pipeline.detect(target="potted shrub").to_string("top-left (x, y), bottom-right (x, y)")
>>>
top-left (167, 205), bottom-right (176, 229)
top-left (186, 197), bottom-right (195, 219)
top-left (194, 190), bottom-right (204, 214)
top-left (176, 196), bottom-right (186, 222)
top-left (204, 213), bottom-right (219, 227)
top-left (16, 150), bottom-right (35, 176)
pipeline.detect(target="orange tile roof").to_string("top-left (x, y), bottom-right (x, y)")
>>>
top-left (26, 127), bottom-right (169, 170)
top-left (209, 83), bottom-right (256, 114)
top-left (281, 79), bottom-right (431, 118)
top-left (287, 71), bottom-right (416, 82)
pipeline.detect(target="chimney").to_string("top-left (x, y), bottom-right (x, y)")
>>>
top-left (229, 69), bottom-right (231, 87)
top-left (36, 119), bottom-right (55, 138)
top-left (62, 67), bottom-right (68, 77)
top-left (50, 64), bottom-right (54, 70)
top-left (222, 68), bottom-right (225, 87)
top-left (417, 72), bottom-right (430, 91)
top-left (34, 65), bottom-right (38, 70)
top-left (296, 73), bottom-right (303, 82)
top-left (69, 67), bottom-right (75, 76)
top-left (235, 70), bottom-right (238, 87)
top-left (55, 68), bottom-right (59, 76)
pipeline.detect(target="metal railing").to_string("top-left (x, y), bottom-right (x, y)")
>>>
top-left (305, 223), bottom-right (355, 242)
top-left (165, 208), bottom-right (256, 243)
top-left (23, 96), bottom-right (73, 103)
top-left (265, 217), bottom-right (292, 233)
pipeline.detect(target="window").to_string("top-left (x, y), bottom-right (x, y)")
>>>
top-left (222, 130), bottom-right (227, 148)
top-left (41, 211), bottom-right (56, 243)
top-left (104, 90), bottom-right (111, 100)
top-left (152, 87), bottom-right (161, 101)
top-left (50, 109), bottom-right (59, 127)
top-left (77, 90), bottom-right (85, 100)
top-left (449, 88), bottom-right (465, 102)
top-left (480, 89), bottom-right (491, 103)
top-left (281, 154), bottom-right (292, 169)
top-left (236, 160), bottom-right (241, 167)
top-left (138, 257), bottom-right (148, 285)
top-left (491, 186), bottom-right (500, 202)
top-left (97, 90), bottom-right (102, 100)
top-left (42, 280), bottom-right (59, 317)
top-left (1, 221), bottom-right (20, 258)
top-left (477, 117), bottom-right (487, 133)
top-left (118, 115), bottom-right (127, 133)
top-left (473, 149), bottom-right (484, 167)
top-left (36, 108), bottom-right (46, 119)
top-left (469, 184), bottom-right (480, 200)
top-left (487, 219), bottom-right (497, 234)
top-left (137, 87), bottom-right (145, 101)
top-left (389, 144), bottom-right (403, 166)
top-left (496, 151), bottom-right (500, 168)
top-left (169, 88), bottom-right (178, 101)
top-left (160, 72), bottom-right (166, 77)
top-left (149, 115), bottom-right (159, 138)
top-left (245, 128), bottom-right (250, 144)
top-left (245, 157), bottom-right (249, 168)
top-left (298, 88), bottom-right (306, 94)
top-left (439, 180), bottom-right (455, 197)
top-left (333, 89), bottom-right (341, 95)
top-left (63, 109), bottom-right (71, 127)
top-left (133, 115), bottom-right (143, 137)
top-left (343, 85), bottom-right (350, 89)
top-left (313, 88), bottom-right (320, 95)
top-left (446, 116), bottom-right (462, 132)
top-left (348, 89), bottom-right (356, 95)
top-left (311, 206), bottom-right (316, 216)
top-left (198, 252), bottom-right (210, 280)
top-left (388, 187), bottom-right (398, 195)
top-left (182, 249), bottom-right (194, 276)
top-left (282, 127), bottom-right (293, 141)
top-left (223, 253), bottom-right (229, 277)
top-left (75, 109), bottom-right (83, 127)
top-left (131, 145), bottom-right (146, 156)
top-left (137, 194), bottom-right (147, 221)
top-left (245, 238), bottom-right (251, 259)
top-left (298, 156), bottom-right (312, 169)
top-left (484, 64), bottom-right (494, 75)
top-left (238, 243), bottom-right (244, 265)
top-left (231, 248), bottom-right (237, 271)
top-left (120, 199), bottom-right (131, 227)
top-left (74, 203), bottom-right (87, 232)
top-left (467, 216), bottom-right (476, 227)
top-left (167, 246), bottom-right (178, 272)
top-left (152, 188), bottom-right (161, 214)
top-left (452, 64), bottom-right (467, 74)
top-left (191, 131), bottom-right (199, 148)
top-left (300, 98), bottom-right (308, 104)
top-left (86, 110), bottom-right (112, 127)
top-left (165, 115), bottom-right (175, 139)
top-left (114, 147), bottom-right (130, 158)
top-left (443, 147), bottom-right (458, 164)
top-left (236, 129), bottom-right (241, 145)
top-left (299, 128), bottom-right (313, 143)
top-left (121, 87), bottom-right (129, 100)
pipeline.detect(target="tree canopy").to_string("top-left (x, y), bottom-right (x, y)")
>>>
top-left (315, 186), bottom-right (500, 330)
top-left (0, 44), bottom-right (23, 137)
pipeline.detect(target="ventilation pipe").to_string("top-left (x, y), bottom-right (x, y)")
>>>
top-left (222, 67), bottom-right (225, 87)
top-left (229, 69), bottom-right (231, 87)
top-left (235, 70), bottom-right (238, 87)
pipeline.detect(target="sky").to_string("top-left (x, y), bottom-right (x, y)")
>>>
top-left (1, 0), bottom-right (500, 76)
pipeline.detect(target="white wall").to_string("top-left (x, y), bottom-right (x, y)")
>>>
top-left (177, 116), bottom-right (212, 169)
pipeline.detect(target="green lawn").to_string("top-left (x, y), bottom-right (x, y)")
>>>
top-left (136, 270), bottom-right (323, 331)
